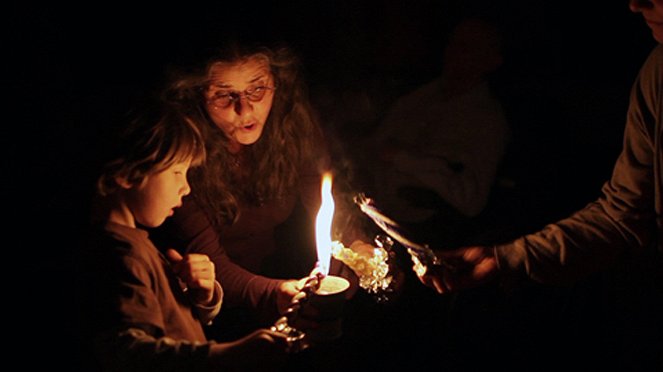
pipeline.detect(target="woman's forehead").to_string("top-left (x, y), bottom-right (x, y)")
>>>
top-left (207, 57), bottom-right (272, 87)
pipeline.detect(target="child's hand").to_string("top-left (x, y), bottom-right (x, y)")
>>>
top-left (166, 248), bottom-right (216, 305)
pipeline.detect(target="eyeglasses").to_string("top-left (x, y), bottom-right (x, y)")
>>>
top-left (207, 85), bottom-right (276, 108)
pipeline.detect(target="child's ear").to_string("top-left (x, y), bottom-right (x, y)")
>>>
top-left (115, 175), bottom-right (134, 190)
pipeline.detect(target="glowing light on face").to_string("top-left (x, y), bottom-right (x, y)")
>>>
top-left (315, 172), bottom-right (334, 275)
top-left (204, 57), bottom-right (275, 147)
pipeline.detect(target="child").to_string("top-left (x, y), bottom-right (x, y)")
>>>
top-left (78, 99), bottom-right (288, 371)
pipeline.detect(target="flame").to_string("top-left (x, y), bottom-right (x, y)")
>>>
top-left (315, 172), bottom-right (334, 275)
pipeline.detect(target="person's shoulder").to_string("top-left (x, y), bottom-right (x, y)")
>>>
top-left (635, 44), bottom-right (663, 90)
top-left (80, 222), bottom-right (140, 273)
top-left (104, 221), bottom-right (146, 241)
top-left (94, 222), bottom-right (155, 259)
top-left (643, 44), bottom-right (663, 69)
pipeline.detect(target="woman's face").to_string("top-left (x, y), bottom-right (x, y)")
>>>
top-left (204, 56), bottom-right (275, 149)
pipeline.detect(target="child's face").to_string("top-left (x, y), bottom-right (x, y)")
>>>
top-left (127, 159), bottom-right (192, 228)
top-left (204, 56), bottom-right (275, 148)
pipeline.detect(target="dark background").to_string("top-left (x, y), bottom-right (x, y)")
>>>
top-left (10, 0), bottom-right (661, 370)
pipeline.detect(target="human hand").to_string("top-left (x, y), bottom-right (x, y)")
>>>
top-left (275, 274), bottom-right (326, 332)
top-left (276, 279), bottom-right (301, 315)
top-left (417, 245), bottom-right (498, 294)
top-left (209, 328), bottom-right (290, 371)
top-left (289, 274), bottom-right (349, 343)
top-left (274, 271), bottom-right (347, 339)
top-left (166, 249), bottom-right (216, 305)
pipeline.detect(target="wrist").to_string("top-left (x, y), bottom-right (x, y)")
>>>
top-left (196, 281), bottom-right (223, 307)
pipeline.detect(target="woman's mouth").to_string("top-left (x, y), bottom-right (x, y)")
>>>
top-left (240, 123), bottom-right (256, 131)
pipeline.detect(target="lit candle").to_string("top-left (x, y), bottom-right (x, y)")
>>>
top-left (270, 172), bottom-right (348, 349)
top-left (307, 172), bottom-right (350, 341)
top-left (315, 172), bottom-right (335, 275)
top-left (316, 183), bottom-right (394, 295)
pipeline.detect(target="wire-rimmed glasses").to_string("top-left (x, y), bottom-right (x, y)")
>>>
top-left (207, 85), bottom-right (276, 108)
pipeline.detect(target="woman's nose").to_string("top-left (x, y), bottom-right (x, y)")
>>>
top-left (233, 96), bottom-right (254, 115)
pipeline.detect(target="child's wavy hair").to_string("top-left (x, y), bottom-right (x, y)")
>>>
top-left (97, 99), bottom-right (207, 196)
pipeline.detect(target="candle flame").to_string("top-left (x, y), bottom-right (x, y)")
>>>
top-left (315, 172), bottom-right (334, 276)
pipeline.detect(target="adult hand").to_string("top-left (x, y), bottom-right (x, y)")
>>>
top-left (276, 279), bottom-right (301, 315)
top-left (418, 245), bottom-right (498, 294)
top-left (277, 272), bottom-right (344, 336)
top-left (275, 273), bottom-right (334, 329)
top-left (166, 248), bottom-right (216, 305)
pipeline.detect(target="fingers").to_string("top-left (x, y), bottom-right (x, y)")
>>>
top-left (418, 246), bottom-right (498, 295)
top-left (462, 246), bottom-right (489, 264)
top-left (468, 254), bottom-right (498, 283)
top-left (263, 328), bottom-right (291, 343)
top-left (250, 329), bottom-right (291, 350)
top-left (169, 252), bottom-right (215, 287)
top-left (165, 248), bottom-right (183, 263)
top-left (180, 253), bottom-right (213, 264)
top-left (430, 276), bottom-right (450, 295)
top-left (276, 280), bottom-right (301, 314)
top-left (279, 280), bottom-right (301, 296)
top-left (418, 266), bottom-right (451, 295)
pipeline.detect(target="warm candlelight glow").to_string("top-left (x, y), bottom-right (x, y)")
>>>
top-left (315, 172), bottom-right (334, 275)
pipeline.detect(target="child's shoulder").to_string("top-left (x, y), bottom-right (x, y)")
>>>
top-left (86, 222), bottom-right (155, 261)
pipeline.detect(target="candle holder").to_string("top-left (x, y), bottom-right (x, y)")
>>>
top-left (270, 270), bottom-right (350, 352)
top-left (298, 274), bottom-right (350, 342)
